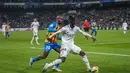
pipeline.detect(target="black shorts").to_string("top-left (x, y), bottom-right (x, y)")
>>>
top-left (84, 28), bottom-right (89, 32)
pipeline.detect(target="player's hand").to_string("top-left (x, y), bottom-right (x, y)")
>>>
top-left (91, 36), bottom-right (96, 42)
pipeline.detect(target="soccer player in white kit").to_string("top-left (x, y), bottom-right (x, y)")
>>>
top-left (2, 23), bottom-right (6, 36)
top-left (30, 19), bottom-right (40, 45)
top-left (42, 16), bottom-right (96, 73)
top-left (122, 21), bottom-right (128, 35)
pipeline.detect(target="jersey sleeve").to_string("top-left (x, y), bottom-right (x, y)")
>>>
top-left (77, 27), bottom-right (92, 37)
top-left (49, 27), bottom-right (65, 39)
top-left (47, 22), bottom-right (57, 32)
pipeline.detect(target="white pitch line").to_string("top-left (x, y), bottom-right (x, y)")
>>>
top-left (82, 42), bottom-right (130, 46)
top-left (31, 48), bottom-right (42, 49)
top-left (30, 47), bottom-right (130, 57)
top-left (30, 47), bottom-right (42, 49)
top-left (86, 52), bottom-right (130, 57)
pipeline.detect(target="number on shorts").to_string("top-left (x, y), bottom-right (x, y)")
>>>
top-left (46, 46), bottom-right (51, 50)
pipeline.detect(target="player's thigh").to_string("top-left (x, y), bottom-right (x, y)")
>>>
top-left (52, 43), bottom-right (61, 53)
top-left (71, 44), bottom-right (82, 55)
top-left (4, 31), bottom-right (6, 33)
top-left (6, 32), bottom-right (9, 35)
top-left (92, 29), bottom-right (94, 32)
top-left (33, 31), bottom-right (38, 36)
top-left (60, 46), bottom-right (70, 57)
top-left (43, 43), bottom-right (52, 53)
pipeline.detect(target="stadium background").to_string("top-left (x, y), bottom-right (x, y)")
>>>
top-left (0, 0), bottom-right (130, 73)
top-left (0, 0), bottom-right (130, 30)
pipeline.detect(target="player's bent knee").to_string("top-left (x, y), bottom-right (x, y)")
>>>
top-left (59, 57), bottom-right (66, 62)
top-left (79, 51), bottom-right (86, 56)
top-left (41, 53), bottom-right (48, 59)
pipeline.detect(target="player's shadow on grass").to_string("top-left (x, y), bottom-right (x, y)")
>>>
top-left (40, 70), bottom-right (58, 73)
top-left (39, 69), bottom-right (89, 73)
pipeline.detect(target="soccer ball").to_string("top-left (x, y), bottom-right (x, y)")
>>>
top-left (91, 66), bottom-right (99, 73)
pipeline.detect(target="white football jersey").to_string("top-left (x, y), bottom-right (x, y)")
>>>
top-left (122, 22), bottom-right (128, 28)
top-left (2, 24), bottom-right (6, 31)
top-left (31, 21), bottom-right (39, 32)
top-left (50, 25), bottom-right (92, 45)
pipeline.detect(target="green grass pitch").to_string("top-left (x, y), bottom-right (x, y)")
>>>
top-left (0, 30), bottom-right (130, 73)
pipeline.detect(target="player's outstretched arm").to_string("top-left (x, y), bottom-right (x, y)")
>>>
top-left (77, 27), bottom-right (96, 41)
top-left (77, 27), bottom-right (92, 37)
top-left (49, 27), bottom-right (65, 39)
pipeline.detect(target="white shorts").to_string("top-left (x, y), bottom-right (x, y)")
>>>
top-left (33, 31), bottom-right (38, 36)
top-left (124, 27), bottom-right (127, 31)
top-left (60, 44), bottom-right (82, 57)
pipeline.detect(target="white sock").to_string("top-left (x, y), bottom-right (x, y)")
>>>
top-left (48, 59), bottom-right (62, 68)
top-left (35, 37), bottom-right (39, 44)
top-left (82, 55), bottom-right (91, 70)
top-left (124, 31), bottom-right (126, 34)
top-left (31, 36), bottom-right (34, 43)
top-left (3, 32), bottom-right (5, 36)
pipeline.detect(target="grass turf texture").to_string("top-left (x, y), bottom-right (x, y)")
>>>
top-left (0, 30), bottom-right (130, 73)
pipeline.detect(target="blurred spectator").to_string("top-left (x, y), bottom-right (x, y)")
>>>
top-left (0, 7), bottom-right (130, 30)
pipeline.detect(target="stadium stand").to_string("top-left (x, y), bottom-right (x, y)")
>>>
top-left (0, 0), bottom-right (130, 30)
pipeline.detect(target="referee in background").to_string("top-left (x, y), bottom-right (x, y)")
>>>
top-left (82, 19), bottom-right (90, 39)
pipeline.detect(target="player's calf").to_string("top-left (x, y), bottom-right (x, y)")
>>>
top-left (30, 36), bottom-right (34, 45)
top-left (54, 48), bottom-right (60, 54)
top-left (37, 53), bottom-right (48, 60)
top-left (29, 53), bottom-right (49, 67)
top-left (79, 51), bottom-right (92, 71)
top-left (34, 53), bottom-right (49, 61)
top-left (35, 36), bottom-right (39, 45)
top-left (94, 31), bottom-right (97, 36)
top-left (91, 32), bottom-right (93, 36)
top-left (8, 34), bottom-right (10, 38)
